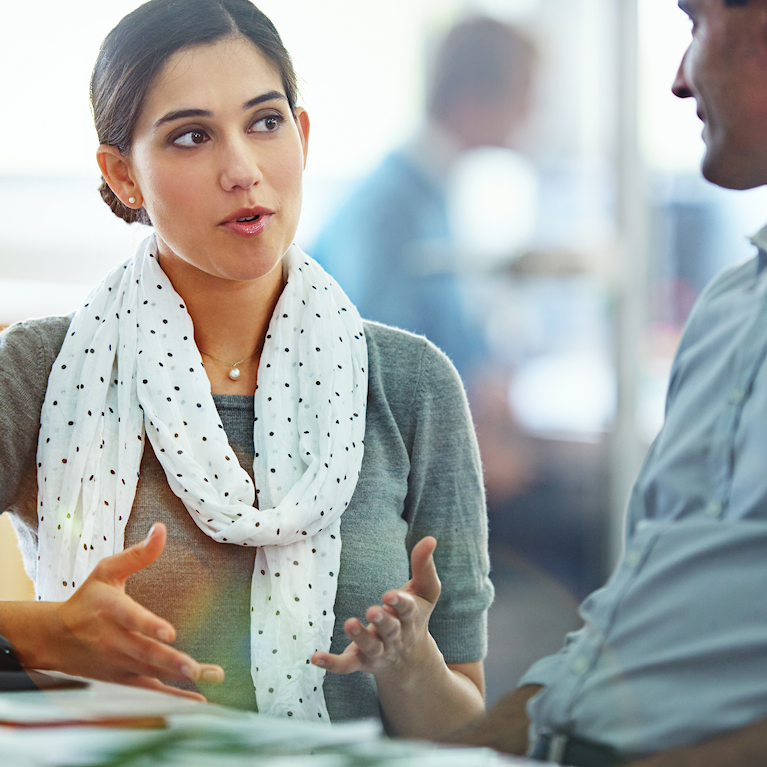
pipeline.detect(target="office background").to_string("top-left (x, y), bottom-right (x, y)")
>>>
top-left (3, 0), bottom-right (767, 704)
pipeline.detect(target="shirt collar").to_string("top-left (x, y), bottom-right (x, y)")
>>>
top-left (748, 221), bottom-right (767, 272)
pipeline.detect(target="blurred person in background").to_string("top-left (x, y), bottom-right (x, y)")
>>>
top-left (312, 16), bottom-right (537, 389)
top-left (448, 0), bottom-right (767, 764)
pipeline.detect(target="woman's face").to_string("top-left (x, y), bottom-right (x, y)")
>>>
top-left (118, 36), bottom-right (309, 284)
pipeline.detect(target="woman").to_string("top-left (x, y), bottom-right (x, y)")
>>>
top-left (0, 0), bottom-right (493, 738)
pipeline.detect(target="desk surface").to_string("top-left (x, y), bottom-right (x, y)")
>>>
top-left (0, 677), bottom-right (539, 766)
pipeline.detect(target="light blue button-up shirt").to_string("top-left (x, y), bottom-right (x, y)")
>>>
top-left (521, 223), bottom-right (767, 756)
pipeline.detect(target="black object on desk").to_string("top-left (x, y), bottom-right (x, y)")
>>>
top-left (0, 634), bottom-right (88, 691)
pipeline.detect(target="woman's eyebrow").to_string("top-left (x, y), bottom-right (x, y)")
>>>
top-left (154, 108), bottom-right (212, 128)
top-left (154, 91), bottom-right (288, 129)
top-left (242, 90), bottom-right (287, 110)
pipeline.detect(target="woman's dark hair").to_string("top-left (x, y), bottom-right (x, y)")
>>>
top-left (91, 0), bottom-right (299, 225)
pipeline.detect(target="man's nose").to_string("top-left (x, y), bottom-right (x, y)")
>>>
top-left (220, 138), bottom-right (263, 192)
top-left (672, 48), bottom-right (693, 99)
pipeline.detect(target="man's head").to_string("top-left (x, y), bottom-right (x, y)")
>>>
top-left (673, 0), bottom-right (767, 189)
top-left (426, 18), bottom-right (537, 149)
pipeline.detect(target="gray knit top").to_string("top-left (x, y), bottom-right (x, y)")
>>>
top-left (0, 315), bottom-right (493, 722)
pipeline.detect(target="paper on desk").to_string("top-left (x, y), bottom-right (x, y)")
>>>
top-left (1, 724), bottom-right (542, 767)
top-left (0, 676), bottom-right (210, 725)
top-left (0, 680), bottom-right (542, 766)
top-left (2, 720), bottom-right (538, 767)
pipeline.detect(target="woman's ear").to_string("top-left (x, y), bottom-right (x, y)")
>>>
top-left (96, 146), bottom-right (143, 208)
top-left (294, 108), bottom-right (310, 168)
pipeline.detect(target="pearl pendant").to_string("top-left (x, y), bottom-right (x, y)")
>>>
top-left (228, 367), bottom-right (241, 381)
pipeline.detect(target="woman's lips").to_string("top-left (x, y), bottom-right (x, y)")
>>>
top-left (221, 213), bottom-right (273, 237)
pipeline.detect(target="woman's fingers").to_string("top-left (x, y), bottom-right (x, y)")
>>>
top-left (381, 591), bottom-right (417, 623)
top-left (113, 631), bottom-right (202, 680)
top-left (115, 674), bottom-right (208, 702)
top-left (347, 616), bottom-right (388, 657)
top-left (93, 616), bottom-right (225, 684)
top-left (117, 613), bottom-right (225, 682)
top-left (408, 536), bottom-right (441, 605)
top-left (93, 523), bottom-right (167, 587)
top-left (76, 625), bottom-right (224, 685)
top-left (316, 540), bottom-right (444, 681)
top-left (96, 635), bottom-right (224, 685)
top-left (311, 616), bottom-right (392, 674)
top-left (110, 592), bottom-right (176, 644)
top-left (197, 665), bottom-right (226, 684)
top-left (311, 647), bottom-right (363, 675)
top-left (366, 606), bottom-right (403, 642)
top-left (50, 524), bottom-right (226, 689)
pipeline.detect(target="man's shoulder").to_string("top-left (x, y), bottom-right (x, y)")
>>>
top-left (665, 254), bottom-right (763, 404)
top-left (677, 254), bottom-right (761, 335)
top-left (701, 254), bottom-right (761, 298)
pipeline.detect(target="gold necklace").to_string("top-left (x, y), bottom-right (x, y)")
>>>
top-left (199, 341), bottom-right (264, 380)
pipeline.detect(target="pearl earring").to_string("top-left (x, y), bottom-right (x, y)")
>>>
top-left (128, 197), bottom-right (136, 205)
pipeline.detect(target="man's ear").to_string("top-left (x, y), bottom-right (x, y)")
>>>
top-left (96, 146), bottom-right (143, 208)
top-left (294, 108), bottom-right (310, 168)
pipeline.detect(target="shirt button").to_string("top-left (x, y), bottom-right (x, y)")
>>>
top-left (729, 389), bottom-right (745, 405)
top-left (625, 550), bottom-right (641, 567)
top-left (572, 657), bottom-right (589, 675)
top-left (706, 500), bottom-right (722, 517)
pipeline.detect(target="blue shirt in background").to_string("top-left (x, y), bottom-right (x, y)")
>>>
top-left (311, 146), bottom-right (485, 386)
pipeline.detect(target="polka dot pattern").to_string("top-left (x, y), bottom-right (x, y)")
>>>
top-left (36, 236), bottom-right (368, 723)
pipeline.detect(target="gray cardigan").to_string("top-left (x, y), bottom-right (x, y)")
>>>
top-left (0, 315), bottom-right (493, 722)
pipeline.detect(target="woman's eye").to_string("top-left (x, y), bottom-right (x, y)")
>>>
top-left (173, 129), bottom-right (209, 147)
top-left (252, 114), bottom-right (284, 133)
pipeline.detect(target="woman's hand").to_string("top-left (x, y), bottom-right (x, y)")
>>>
top-left (28, 523), bottom-right (224, 701)
top-left (311, 536), bottom-right (485, 738)
top-left (311, 536), bottom-right (442, 682)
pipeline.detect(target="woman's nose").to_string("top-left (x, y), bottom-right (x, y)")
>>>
top-left (219, 139), bottom-right (263, 192)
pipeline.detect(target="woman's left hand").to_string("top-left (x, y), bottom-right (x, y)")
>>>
top-left (311, 536), bottom-right (442, 680)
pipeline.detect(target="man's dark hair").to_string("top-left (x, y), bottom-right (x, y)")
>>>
top-left (426, 17), bottom-right (536, 123)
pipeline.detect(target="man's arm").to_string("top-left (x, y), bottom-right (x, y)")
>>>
top-left (442, 683), bottom-right (542, 754)
top-left (631, 717), bottom-right (767, 767)
top-left (448, 683), bottom-right (767, 766)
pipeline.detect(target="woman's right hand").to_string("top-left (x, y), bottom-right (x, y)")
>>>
top-left (18, 523), bottom-right (224, 701)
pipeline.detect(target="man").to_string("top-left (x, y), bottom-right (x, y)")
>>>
top-left (449, 1), bottom-right (767, 765)
top-left (312, 17), bottom-right (536, 387)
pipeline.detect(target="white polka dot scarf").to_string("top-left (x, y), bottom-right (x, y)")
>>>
top-left (36, 235), bottom-right (368, 722)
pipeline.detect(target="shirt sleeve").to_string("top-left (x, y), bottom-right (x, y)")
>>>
top-left (403, 340), bottom-right (494, 664)
top-left (517, 634), bottom-right (577, 687)
top-left (0, 317), bottom-right (68, 516)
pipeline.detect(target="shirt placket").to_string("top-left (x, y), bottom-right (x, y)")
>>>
top-left (706, 266), bottom-right (767, 521)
